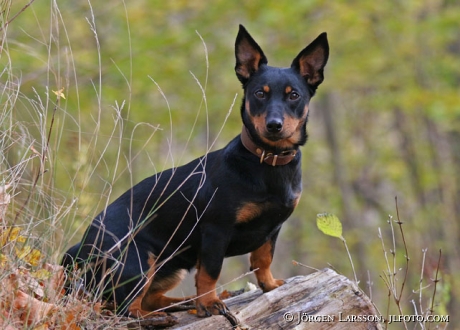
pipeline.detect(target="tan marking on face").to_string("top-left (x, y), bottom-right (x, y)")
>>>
top-left (236, 202), bottom-right (269, 223)
top-left (285, 86), bottom-right (292, 94)
top-left (254, 113), bottom-right (299, 149)
top-left (283, 115), bottom-right (300, 136)
top-left (263, 85), bottom-right (270, 93)
top-left (258, 104), bottom-right (309, 149)
top-left (285, 105), bottom-right (309, 145)
top-left (302, 104), bottom-right (309, 118)
top-left (258, 137), bottom-right (294, 149)
top-left (251, 114), bottom-right (266, 137)
top-left (246, 101), bottom-right (309, 150)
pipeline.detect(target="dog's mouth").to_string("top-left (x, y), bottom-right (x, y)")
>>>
top-left (255, 129), bottom-right (301, 154)
top-left (246, 114), bottom-right (304, 149)
top-left (263, 129), bottom-right (292, 141)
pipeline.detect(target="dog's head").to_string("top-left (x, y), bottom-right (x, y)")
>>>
top-left (235, 25), bottom-right (329, 152)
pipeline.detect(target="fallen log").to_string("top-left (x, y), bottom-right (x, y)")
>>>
top-left (169, 268), bottom-right (383, 330)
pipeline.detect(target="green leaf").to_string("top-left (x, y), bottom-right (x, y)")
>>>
top-left (316, 213), bottom-right (343, 238)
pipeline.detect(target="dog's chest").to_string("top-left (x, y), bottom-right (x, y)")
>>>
top-left (234, 192), bottom-right (300, 224)
top-left (229, 162), bottom-right (302, 225)
top-left (223, 193), bottom-right (299, 257)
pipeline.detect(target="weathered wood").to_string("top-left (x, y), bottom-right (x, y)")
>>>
top-left (170, 268), bottom-right (383, 330)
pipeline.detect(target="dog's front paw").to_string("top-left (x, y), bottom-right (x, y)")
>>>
top-left (196, 297), bottom-right (229, 317)
top-left (259, 278), bottom-right (285, 292)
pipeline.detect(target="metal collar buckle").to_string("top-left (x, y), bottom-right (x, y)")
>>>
top-left (240, 126), bottom-right (298, 166)
top-left (260, 150), bottom-right (297, 166)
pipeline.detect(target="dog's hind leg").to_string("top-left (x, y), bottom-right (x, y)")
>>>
top-left (128, 255), bottom-right (194, 317)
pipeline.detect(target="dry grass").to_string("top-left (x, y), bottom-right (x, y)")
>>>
top-left (0, 3), bottom-right (128, 325)
top-left (0, 1), bottom-right (238, 328)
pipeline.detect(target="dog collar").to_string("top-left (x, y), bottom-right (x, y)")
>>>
top-left (240, 127), bottom-right (298, 166)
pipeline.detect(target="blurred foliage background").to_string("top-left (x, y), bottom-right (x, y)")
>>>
top-left (2, 0), bottom-right (459, 325)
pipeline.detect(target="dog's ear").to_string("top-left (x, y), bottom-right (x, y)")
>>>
top-left (291, 33), bottom-right (329, 91)
top-left (235, 25), bottom-right (268, 84)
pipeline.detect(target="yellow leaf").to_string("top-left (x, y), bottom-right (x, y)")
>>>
top-left (26, 249), bottom-right (43, 267)
top-left (17, 235), bottom-right (27, 243)
top-left (316, 213), bottom-right (343, 238)
top-left (31, 268), bottom-right (52, 280)
top-left (16, 245), bottom-right (31, 259)
top-left (52, 88), bottom-right (66, 99)
top-left (15, 246), bottom-right (42, 267)
top-left (1, 227), bottom-right (22, 246)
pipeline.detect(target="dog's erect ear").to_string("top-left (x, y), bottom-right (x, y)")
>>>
top-left (235, 25), bottom-right (268, 84)
top-left (291, 32), bottom-right (329, 90)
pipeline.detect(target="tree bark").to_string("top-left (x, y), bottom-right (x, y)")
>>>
top-left (169, 268), bottom-right (383, 330)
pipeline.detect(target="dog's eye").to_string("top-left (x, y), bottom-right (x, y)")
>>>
top-left (289, 92), bottom-right (300, 100)
top-left (254, 91), bottom-right (265, 99)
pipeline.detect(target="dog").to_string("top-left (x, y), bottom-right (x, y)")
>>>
top-left (62, 25), bottom-right (328, 318)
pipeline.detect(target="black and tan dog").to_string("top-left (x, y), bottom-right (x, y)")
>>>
top-left (63, 25), bottom-right (328, 318)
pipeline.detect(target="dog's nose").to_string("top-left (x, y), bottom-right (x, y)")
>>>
top-left (266, 119), bottom-right (283, 133)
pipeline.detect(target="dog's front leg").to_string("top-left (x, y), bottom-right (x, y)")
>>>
top-left (250, 228), bottom-right (284, 292)
top-left (194, 225), bottom-right (230, 317)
